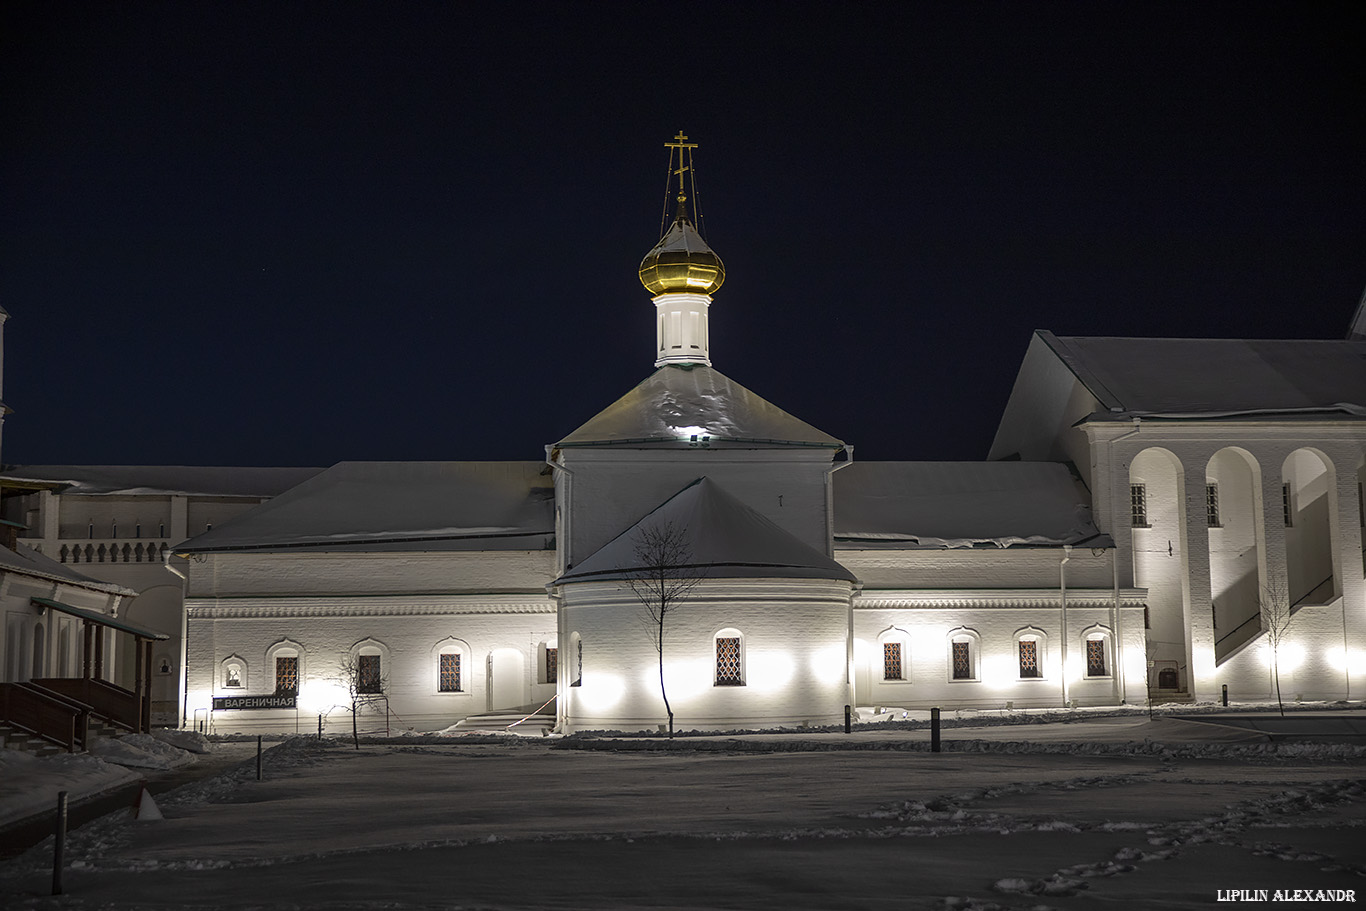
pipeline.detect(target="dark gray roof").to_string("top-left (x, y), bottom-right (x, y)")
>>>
top-left (1, 465), bottom-right (324, 497)
top-left (555, 477), bottom-right (858, 584)
top-left (834, 461), bottom-right (1105, 548)
top-left (175, 461), bottom-right (554, 553)
top-left (0, 543), bottom-right (135, 595)
top-left (557, 365), bottom-right (844, 449)
top-left (1042, 333), bottom-right (1366, 418)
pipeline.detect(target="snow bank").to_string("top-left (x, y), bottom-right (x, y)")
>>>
top-left (152, 729), bottom-right (213, 754)
top-left (88, 733), bottom-right (197, 770)
top-left (0, 750), bottom-right (139, 828)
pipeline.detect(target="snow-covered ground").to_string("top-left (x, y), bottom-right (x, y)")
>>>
top-left (2, 715), bottom-right (1364, 909)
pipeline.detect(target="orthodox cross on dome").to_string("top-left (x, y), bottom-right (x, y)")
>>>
top-left (660, 131), bottom-right (703, 237)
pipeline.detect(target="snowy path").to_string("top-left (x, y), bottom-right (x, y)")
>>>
top-left (2, 736), bottom-right (1363, 909)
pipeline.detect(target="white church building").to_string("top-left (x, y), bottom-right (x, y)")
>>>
top-left (5, 140), bottom-right (1364, 737)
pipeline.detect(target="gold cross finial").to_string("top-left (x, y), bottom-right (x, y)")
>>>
top-left (665, 131), bottom-right (697, 152)
top-left (665, 131), bottom-right (699, 208)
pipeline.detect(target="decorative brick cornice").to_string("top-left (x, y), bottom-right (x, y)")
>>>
top-left (854, 588), bottom-right (1147, 611)
top-left (186, 595), bottom-right (553, 620)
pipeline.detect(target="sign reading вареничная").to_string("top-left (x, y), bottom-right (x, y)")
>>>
top-left (212, 694), bottom-right (298, 710)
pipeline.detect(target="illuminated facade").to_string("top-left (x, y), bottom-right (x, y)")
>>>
top-left (10, 139), bottom-right (1361, 736)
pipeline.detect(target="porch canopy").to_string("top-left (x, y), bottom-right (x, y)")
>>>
top-left (31, 596), bottom-right (167, 733)
top-left (32, 596), bottom-right (169, 641)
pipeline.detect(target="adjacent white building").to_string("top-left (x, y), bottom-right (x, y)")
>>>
top-left (991, 333), bottom-right (1366, 703)
top-left (1, 467), bottom-right (320, 724)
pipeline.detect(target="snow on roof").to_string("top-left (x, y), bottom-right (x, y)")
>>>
top-left (834, 461), bottom-right (1104, 548)
top-left (174, 461), bottom-right (554, 553)
top-left (555, 477), bottom-right (858, 584)
top-left (557, 365), bottom-right (844, 449)
top-left (0, 465), bottom-right (324, 497)
top-left (1043, 333), bottom-right (1366, 418)
top-left (0, 542), bottom-right (136, 595)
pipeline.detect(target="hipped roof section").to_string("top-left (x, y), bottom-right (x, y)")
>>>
top-left (554, 477), bottom-right (858, 584)
top-left (174, 461), bottom-right (554, 553)
top-left (556, 365), bottom-right (844, 449)
top-left (834, 461), bottom-right (1106, 549)
top-left (1042, 333), bottom-right (1366, 420)
top-left (0, 465), bottom-right (324, 497)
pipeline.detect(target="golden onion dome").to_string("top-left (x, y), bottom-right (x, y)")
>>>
top-left (638, 213), bottom-right (725, 296)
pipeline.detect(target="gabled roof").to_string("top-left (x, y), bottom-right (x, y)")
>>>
top-left (0, 465), bottom-right (324, 497)
top-left (556, 364), bottom-right (844, 449)
top-left (175, 461), bottom-right (554, 553)
top-left (1041, 333), bottom-right (1366, 419)
top-left (554, 477), bottom-right (858, 584)
top-left (0, 543), bottom-right (136, 596)
top-left (834, 461), bottom-right (1105, 548)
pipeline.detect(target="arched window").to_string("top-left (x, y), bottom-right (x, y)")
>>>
top-left (1282, 449), bottom-right (1338, 607)
top-left (947, 628), bottom-right (980, 682)
top-left (1015, 627), bottom-right (1047, 680)
top-left (265, 639), bottom-right (304, 695)
top-left (350, 638), bottom-right (389, 695)
top-left (715, 628), bottom-right (745, 686)
top-left (1081, 626), bottom-right (1112, 678)
top-left (877, 627), bottom-right (911, 682)
top-left (537, 638), bottom-right (559, 685)
top-left (221, 655), bottom-right (248, 689)
top-left (432, 638), bottom-right (470, 694)
top-left (568, 632), bottom-right (582, 687)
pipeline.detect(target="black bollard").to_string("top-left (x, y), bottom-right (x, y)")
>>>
top-left (1221, 684), bottom-right (1228, 707)
top-left (844, 704), bottom-right (851, 734)
top-left (256, 735), bottom-right (263, 781)
top-left (931, 707), bottom-right (941, 753)
top-left (52, 791), bottom-right (68, 895)
top-left (318, 714), bottom-right (323, 739)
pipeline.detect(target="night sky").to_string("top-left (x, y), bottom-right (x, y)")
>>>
top-left (3, 2), bottom-right (1362, 468)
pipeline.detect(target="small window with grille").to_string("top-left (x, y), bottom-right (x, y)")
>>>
top-left (1018, 640), bottom-right (1041, 678)
top-left (1086, 638), bottom-right (1107, 677)
top-left (439, 652), bottom-right (461, 692)
top-left (1282, 483), bottom-right (1293, 527)
top-left (275, 656), bottom-right (298, 694)
top-left (357, 654), bottom-right (382, 694)
top-left (1205, 484), bottom-right (1220, 527)
top-left (1130, 484), bottom-right (1148, 527)
top-left (951, 641), bottom-right (972, 680)
top-left (715, 636), bottom-right (743, 686)
top-left (545, 646), bottom-right (558, 683)
top-left (883, 642), bottom-right (903, 680)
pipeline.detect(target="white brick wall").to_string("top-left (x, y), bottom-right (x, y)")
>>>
top-left (559, 578), bottom-right (854, 732)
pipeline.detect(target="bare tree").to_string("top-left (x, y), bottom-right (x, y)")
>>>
top-left (1260, 577), bottom-right (1293, 717)
top-left (623, 520), bottom-right (704, 739)
top-left (337, 650), bottom-right (387, 749)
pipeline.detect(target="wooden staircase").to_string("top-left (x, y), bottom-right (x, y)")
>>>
top-left (0, 679), bottom-right (140, 755)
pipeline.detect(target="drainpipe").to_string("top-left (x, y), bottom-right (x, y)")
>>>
top-left (163, 549), bottom-right (191, 727)
top-left (1112, 546), bottom-right (1125, 705)
top-left (544, 445), bottom-right (574, 575)
top-left (826, 446), bottom-right (856, 707)
top-left (543, 446), bottom-right (575, 733)
top-left (1060, 544), bottom-right (1072, 708)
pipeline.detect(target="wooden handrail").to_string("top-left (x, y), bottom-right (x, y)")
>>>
top-left (0, 682), bottom-right (82, 752)
top-left (33, 677), bottom-right (142, 733)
